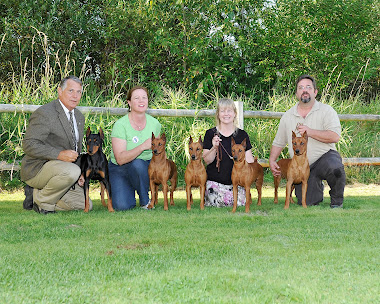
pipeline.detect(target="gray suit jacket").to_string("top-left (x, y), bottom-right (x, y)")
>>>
top-left (21, 99), bottom-right (85, 181)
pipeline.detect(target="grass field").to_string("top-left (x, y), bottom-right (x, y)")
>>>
top-left (0, 184), bottom-right (379, 303)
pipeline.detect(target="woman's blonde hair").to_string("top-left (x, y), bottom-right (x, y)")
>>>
top-left (215, 98), bottom-right (238, 135)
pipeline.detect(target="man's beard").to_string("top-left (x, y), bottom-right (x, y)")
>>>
top-left (301, 94), bottom-right (311, 103)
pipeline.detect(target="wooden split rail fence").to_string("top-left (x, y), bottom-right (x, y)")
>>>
top-left (1, 103), bottom-right (379, 172)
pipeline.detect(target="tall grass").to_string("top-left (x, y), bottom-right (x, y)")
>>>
top-left (1, 36), bottom-right (379, 190)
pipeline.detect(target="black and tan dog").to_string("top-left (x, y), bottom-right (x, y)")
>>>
top-left (80, 127), bottom-right (114, 212)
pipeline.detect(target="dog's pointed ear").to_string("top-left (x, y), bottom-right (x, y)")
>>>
top-left (231, 137), bottom-right (236, 147)
top-left (198, 136), bottom-right (203, 147)
top-left (241, 138), bottom-right (247, 149)
top-left (99, 128), bottom-right (104, 140)
top-left (152, 132), bottom-right (155, 140)
top-left (303, 131), bottom-right (308, 140)
top-left (189, 136), bottom-right (193, 144)
top-left (161, 133), bottom-right (166, 142)
top-left (292, 131), bottom-right (296, 139)
top-left (86, 127), bottom-right (91, 137)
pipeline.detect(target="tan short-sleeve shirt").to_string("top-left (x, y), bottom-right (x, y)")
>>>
top-left (272, 100), bottom-right (341, 165)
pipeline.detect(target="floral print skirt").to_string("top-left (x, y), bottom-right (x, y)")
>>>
top-left (204, 180), bottom-right (246, 207)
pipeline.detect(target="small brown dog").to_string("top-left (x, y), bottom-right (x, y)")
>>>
top-left (231, 138), bottom-right (264, 213)
top-left (184, 136), bottom-right (207, 210)
top-left (148, 133), bottom-right (177, 210)
top-left (273, 131), bottom-right (309, 209)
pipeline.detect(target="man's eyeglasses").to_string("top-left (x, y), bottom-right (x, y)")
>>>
top-left (297, 85), bottom-right (313, 90)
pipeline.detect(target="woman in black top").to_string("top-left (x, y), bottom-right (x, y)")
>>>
top-left (202, 98), bottom-right (255, 207)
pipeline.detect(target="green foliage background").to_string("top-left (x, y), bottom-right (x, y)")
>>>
top-left (1, 0), bottom-right (379, 189)
top-left (1, 0), bottom-right (379, 102)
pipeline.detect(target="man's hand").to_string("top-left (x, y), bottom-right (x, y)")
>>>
top-left (297, 124), bottom-right (340, 143)
top-left (297, 124), bottom-right (311, 136)
top-left (58, 150), bottom-right (79, 162)
top-left (78, 174), bottom-right (85, 187)
top-left (269, 145), bottom-right (283, 177)
top-left (269, 160), bottom-right (281, 177)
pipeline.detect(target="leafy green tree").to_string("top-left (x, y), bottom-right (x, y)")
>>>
top-left (104, 0), bottom-right (268, 101)
top-left (0, 0), bottom-right (379, 102)
top-left (260, 0), bottom-right (380, 96)
top-left (0, 0), bottom-right (106, 82)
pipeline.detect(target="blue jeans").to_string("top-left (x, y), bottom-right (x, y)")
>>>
top-left (108, 159), bottom-right (151, 210)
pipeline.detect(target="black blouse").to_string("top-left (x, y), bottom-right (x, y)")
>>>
top-left (203, 127), bottom-right (252, 185)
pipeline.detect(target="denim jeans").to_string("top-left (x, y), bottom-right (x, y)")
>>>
top-left (108, 159), bottom-right (151, 210)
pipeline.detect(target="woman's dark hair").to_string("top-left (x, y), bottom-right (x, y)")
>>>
top-left (127, 86), bottom-right (149, 101)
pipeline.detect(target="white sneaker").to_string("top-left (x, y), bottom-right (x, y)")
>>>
top-left (141, 200), bottom-right (154, 210)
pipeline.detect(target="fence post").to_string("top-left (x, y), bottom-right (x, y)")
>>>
top-left (235, 101), bottom-right (244, 130)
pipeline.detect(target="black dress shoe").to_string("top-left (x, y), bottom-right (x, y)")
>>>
top-left (32, 202), bottom-right (40, 213)
top-left (23, 185), bottom-right (34, 210)
top-left (32, 202), bottom-right (56, 214)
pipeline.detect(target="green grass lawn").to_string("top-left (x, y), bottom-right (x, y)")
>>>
top-left (0, 185), bottom-right (379, 304)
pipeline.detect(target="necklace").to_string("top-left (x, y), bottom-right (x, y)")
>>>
top-left (129, 114), bottom-right (146, 131)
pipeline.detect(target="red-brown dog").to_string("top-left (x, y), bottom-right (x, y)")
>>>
top-left (231, 138), bottom-right (264, 213)
top-left (148, 133), bottom-right (177, 210)
top-left (274, 131), bottom-right (309, 209)
top-left (184, 136), bottom-right (207, 210)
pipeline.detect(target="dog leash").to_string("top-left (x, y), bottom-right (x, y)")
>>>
top-left (216, 143), bottom-right (221, 172)
top-left (214, 131), bottom-right (233, 172)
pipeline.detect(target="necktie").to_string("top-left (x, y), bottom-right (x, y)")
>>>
top-left (69, 111), bottom-right (77, 151)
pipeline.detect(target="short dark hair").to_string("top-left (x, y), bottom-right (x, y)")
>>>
top-left (126, 85), bottom-right (149, 101)
top-left (60, 75), bottom-right (82, 90)
top-left (296, 74), bottom-right (317, 90)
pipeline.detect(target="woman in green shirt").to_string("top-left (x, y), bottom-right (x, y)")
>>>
top-left (109, 86), bottom-right (161, 210)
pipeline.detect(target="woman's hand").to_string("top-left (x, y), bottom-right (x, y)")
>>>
top-left (211, 134), bottom-right (221, 149)
top-left (141, 137), bottom-right (152, 151)
top-left (112, 136), bottom-right (153, 166)
top-left (203, 134), bottom-right (221, 165)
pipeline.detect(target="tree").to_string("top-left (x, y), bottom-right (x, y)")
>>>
top-left (260, 0), bottom-right (380, 97)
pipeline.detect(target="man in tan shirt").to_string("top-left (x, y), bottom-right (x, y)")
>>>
top-left (269, 75), bottom-right (345, 208)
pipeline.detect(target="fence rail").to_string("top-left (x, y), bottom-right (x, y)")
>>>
top-left (1, 103), bottom-right (379, 171)
top-left (1, 103), bottom-right (380, 121)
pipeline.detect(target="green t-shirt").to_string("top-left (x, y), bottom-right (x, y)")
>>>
top-left (110, 113), bottom-right (161, 164)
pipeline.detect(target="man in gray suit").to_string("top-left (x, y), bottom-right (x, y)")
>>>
top-left (21, 75), bottom-right (89, 213)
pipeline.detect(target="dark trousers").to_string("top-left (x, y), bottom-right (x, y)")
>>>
top-left (295, 150), bottom-right (346, 207)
